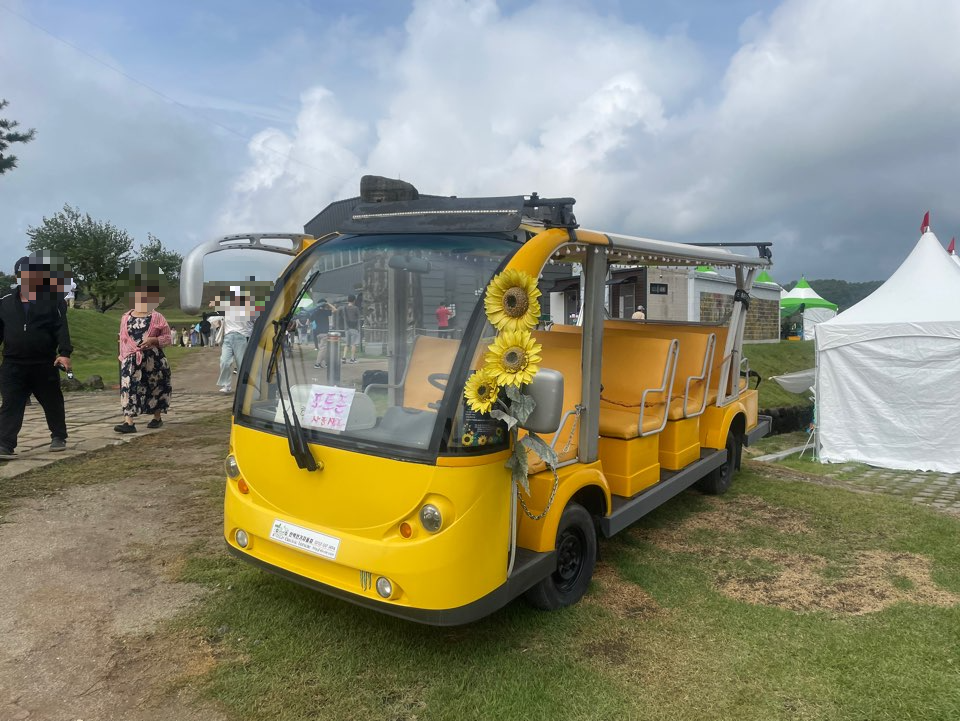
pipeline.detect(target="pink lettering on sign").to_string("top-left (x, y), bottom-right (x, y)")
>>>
top-left (302, 385), bottom-right (356, 431)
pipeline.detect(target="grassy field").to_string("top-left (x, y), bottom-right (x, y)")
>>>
top-left (5, 407), bottom-right (959, 718)
top-left (744, 340), bottom-right (816, 408)
top-left (175, 467), bottom-right (960, 720)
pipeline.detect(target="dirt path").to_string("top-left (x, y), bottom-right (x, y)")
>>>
top-left (0, 350), bottom-right (231, 721)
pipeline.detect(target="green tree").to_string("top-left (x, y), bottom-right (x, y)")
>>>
top-left (26, 204), bottom-right (134, 312)
top-left (137, 233), bottom-right (183, 284)
top-left (0, 99), bottom-right (37, 175)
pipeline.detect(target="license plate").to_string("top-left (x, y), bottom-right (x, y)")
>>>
top-left (269, 520), bottom-right (340, 560)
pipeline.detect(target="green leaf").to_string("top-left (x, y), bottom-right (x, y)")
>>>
top-left (504, 384), bottom-right (536, 423)
top-left (504, 447), bottom-right (530, 495)
top-left (521, 433), bottom-right (559, 468)
top-left (490, 409), bottom-right (518, 431)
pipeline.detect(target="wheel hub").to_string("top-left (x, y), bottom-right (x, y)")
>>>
top-left (556, 530), bottom-right (584, 588)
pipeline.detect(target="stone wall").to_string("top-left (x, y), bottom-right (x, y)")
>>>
top-left (699, 292), bottom-right (780, 341)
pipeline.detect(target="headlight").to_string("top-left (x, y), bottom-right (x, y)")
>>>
top-left (235, 529), bottom-right (249, 548)
top-left (419, 504), bottom-right (442, 533)
top-left (225, 455), bottom-right (241, 479)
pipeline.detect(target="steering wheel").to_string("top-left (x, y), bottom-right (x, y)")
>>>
top-left (428, 373), bottom-right (448, 391)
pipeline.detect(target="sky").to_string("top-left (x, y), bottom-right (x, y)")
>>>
top-left (1, 0), bottom-right (959, 286)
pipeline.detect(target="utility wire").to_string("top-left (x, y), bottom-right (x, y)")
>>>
top-left (0, 3), bottom-right (326, 175)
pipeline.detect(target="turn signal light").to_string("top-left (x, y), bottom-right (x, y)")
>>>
top-left (399, 522), bottom-right (413, 538)
top-left (237, 478), bottom-right (250, 494)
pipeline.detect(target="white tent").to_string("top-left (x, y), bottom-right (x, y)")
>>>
top-left (780, 278), bottom-right (838, 340)
top-left (816, 231), bottom-right (960, 472)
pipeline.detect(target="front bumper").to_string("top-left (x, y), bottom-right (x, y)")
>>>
top-left (226, 542), bottom-right (555, 626)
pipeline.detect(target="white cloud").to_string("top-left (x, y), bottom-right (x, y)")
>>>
top-left (223, 0), bottom-right (960, 283)
top-left (220, 0), bottom-right (701, 235)
top-left (0, 2), bottom-right (236, 269)
top-left (4, 0), bottom-right (959, 287)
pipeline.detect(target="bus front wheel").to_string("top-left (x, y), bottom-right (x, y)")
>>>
top-left (525, 502), bottom-right (597, 611)
top-left (698, 429), bottom-right (741, 495)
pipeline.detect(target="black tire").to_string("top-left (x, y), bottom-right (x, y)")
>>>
top-left (524, 503), bottom-right (597, 611)
top-left (697, 428), bottom-right (741, 495)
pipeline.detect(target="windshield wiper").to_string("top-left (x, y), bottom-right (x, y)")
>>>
top-left (267, 271), bottom-right (319, 471)
top-left (267, 270), bottom-right (319, 383)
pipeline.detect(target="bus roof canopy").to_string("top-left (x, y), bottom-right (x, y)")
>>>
top-left (599, 231), bottom-right (772, 269)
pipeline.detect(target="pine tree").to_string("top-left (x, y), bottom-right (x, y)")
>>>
top-left (0, 99), bottom-right (37, 175)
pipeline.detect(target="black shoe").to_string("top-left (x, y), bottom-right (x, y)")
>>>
top-left (114, 423), bottom-right (137, 434)
top-left (50, 438), bottom-right (67, 452)
top-left (146, 418), bottom-right (163, 429)
top-left (0, 445), bottom-right (16, 460)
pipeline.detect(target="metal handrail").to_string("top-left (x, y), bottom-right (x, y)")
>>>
top-left (639, 339), bottom-right (680, 438)
top-left (682, 333), bottom-right (716, 418)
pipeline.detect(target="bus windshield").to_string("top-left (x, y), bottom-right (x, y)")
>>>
top-left (237, 233), bottom-right (519, 461)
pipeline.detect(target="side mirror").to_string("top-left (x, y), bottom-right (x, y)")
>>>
top-left (519, 368), bottom-right (564, 434)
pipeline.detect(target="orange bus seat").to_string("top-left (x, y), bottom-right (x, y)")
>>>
top-left (525, 330), bottom-right (582, 472)
top-left (363, 335), bottom-right (460, 412)
top-left (598, 336), bottom-right (678, 440)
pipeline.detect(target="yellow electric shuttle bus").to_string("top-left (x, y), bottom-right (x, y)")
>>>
top-left (181, 176), bottom-right (772, 625)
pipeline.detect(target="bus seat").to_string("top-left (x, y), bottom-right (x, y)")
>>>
top-left (665, 332), bottom-right (716, 420)
top-left (598, 336), bottom-right (678, 440)
top-left (526, 330), bottom-right (582, 472)
top-left (364, 335), bottom-right (460, 412)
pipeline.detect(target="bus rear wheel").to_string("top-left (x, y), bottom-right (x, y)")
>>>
top-left (698, 429), bottom-right (741, 495)
top-left (525, 502), bottom-right (597, 611)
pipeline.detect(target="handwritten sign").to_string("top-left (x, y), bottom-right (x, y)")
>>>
top-left (301, 385), bottom-right (355, 432)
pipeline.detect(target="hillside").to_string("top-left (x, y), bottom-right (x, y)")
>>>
top-left (744, 340), bottom-right (816, 409)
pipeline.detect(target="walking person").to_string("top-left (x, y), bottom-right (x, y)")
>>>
top-left (199, 313), bottom-right (212, 347)
top-left (0, 253), bottom-right (73, 457)
top-left (216, 287), bottom-right (255, 394)
top-left (342, 294), bottom-right (361, 363)
top-left (115, 274), bottom-right (172, 434)
top-left (311, 298), bottom-right (335, 369)
top-left (436, 301), bottom-right (451, 338)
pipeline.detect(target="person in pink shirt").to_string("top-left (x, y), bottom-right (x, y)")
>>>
top-left (115, 268), bottom-right (173, 434)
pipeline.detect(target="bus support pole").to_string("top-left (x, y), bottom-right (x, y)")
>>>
top-left (579, 244), bottom-right (606, 464)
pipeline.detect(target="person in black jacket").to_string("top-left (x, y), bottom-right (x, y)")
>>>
top-left (199, 313), bottom-right (212, 347)
top-left (0, 252), bottom-right (73, 458)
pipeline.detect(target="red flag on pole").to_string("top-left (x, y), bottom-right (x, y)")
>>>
top-left (949, 237), bottom-right (956, 254)
top-left (921, 211), bottom-right (930, 233)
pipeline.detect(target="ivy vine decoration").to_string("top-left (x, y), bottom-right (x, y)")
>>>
top-left (464, 269), bottom-right (558, 494)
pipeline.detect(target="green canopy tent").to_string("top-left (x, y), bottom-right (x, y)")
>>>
top-left (780, 277), bottom-right (838, 340)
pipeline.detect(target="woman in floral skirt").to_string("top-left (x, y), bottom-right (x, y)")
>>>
top-left (115, 282), bottom-right (173, 433)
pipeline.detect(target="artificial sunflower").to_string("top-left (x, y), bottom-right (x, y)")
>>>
top-left (461, 432), bottom-right (475, 446)
top-left (484, 269), bottom-right (541, 332)
top-left (464, 369), bottom-right (500, 414)
top-left (484, 329), bottom-right (542, 387)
